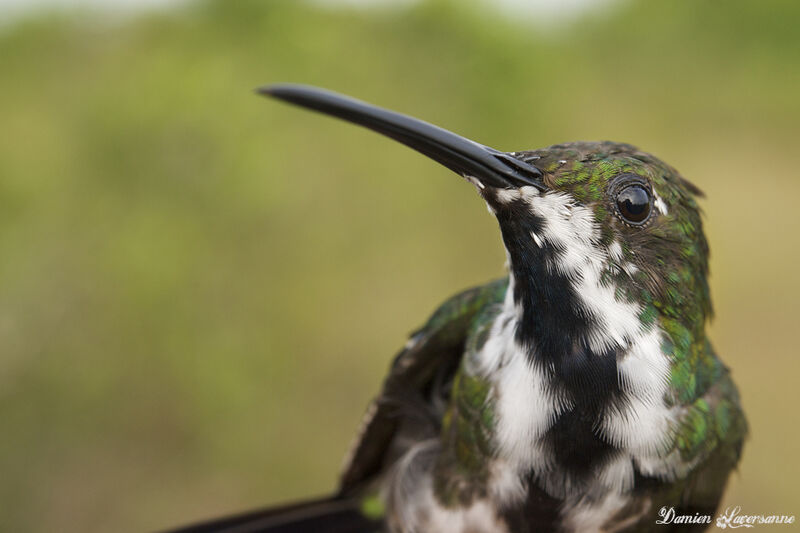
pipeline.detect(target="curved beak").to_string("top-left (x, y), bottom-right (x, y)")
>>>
top-left (258, 84), bottom-right (545, 191)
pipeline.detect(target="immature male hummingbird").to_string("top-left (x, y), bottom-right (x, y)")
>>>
top-left (172, 86), bottom-right (746, 533)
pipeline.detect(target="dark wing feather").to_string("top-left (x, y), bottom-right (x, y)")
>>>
top-left (162, 496), bottom-right (380, 533)
top-left (338, 278), bottom-right (508, 495)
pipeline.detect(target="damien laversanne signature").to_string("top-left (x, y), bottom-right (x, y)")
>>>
top-left (656, 506), bottom-right (796, 528)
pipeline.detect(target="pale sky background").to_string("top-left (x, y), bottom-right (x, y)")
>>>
top-left (0, 0), bottom-right (615, 25)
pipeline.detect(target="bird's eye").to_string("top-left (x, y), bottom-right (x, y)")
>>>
top-left (615, 184), bottom-right (652, 225)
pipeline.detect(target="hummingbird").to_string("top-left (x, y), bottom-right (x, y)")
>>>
top-left (170, 85), bottom-right (746, 533)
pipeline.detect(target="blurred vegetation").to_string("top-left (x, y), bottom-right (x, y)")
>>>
top-left (0, 0), bottom-right (798, 530)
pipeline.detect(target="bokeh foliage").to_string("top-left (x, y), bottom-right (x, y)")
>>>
top-left (0, 0), bottom-right (798, 531)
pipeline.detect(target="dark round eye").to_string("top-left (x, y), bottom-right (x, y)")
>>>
top-left (615, 184), bottom-right (652, 224)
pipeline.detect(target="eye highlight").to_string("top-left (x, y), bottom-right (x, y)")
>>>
top-left (609, 174), bottom-right (653, 226)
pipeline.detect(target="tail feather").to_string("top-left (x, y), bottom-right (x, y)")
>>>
top-left (163, 496), bottom-right (381, 533)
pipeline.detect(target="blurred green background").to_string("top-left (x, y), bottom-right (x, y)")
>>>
top-left (0, 0), bottom-right (798, 531)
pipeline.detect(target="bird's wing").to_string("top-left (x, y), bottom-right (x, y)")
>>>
top-left (338, 278), bottom-right (509, 495)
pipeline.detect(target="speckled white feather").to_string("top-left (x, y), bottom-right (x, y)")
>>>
top-left (474, 294), bottom-right (569, 471)
top-left (601, 393), bottom-right (675, 456)
top-left (616, 328), bottom-right (671, 403)
top-left (562, 491), bottom-right (649, 533)
top-left (385, 441), bottom-right (510, 533)
top-left (385, 184), bottom-right (684, 529)
top-left (654, 191), bottom-right (669, 215)
top-left (596, 454), bottom-right (635, 493)
top-left (426, 497), bottom-right (509, 533)
top-left (526, 191), bottom-right (646, 353)
top-left (478, 188), bottom-right (676, 498)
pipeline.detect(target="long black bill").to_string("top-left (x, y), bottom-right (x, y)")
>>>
top-left (258, 84), bottom-right (545, 190)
